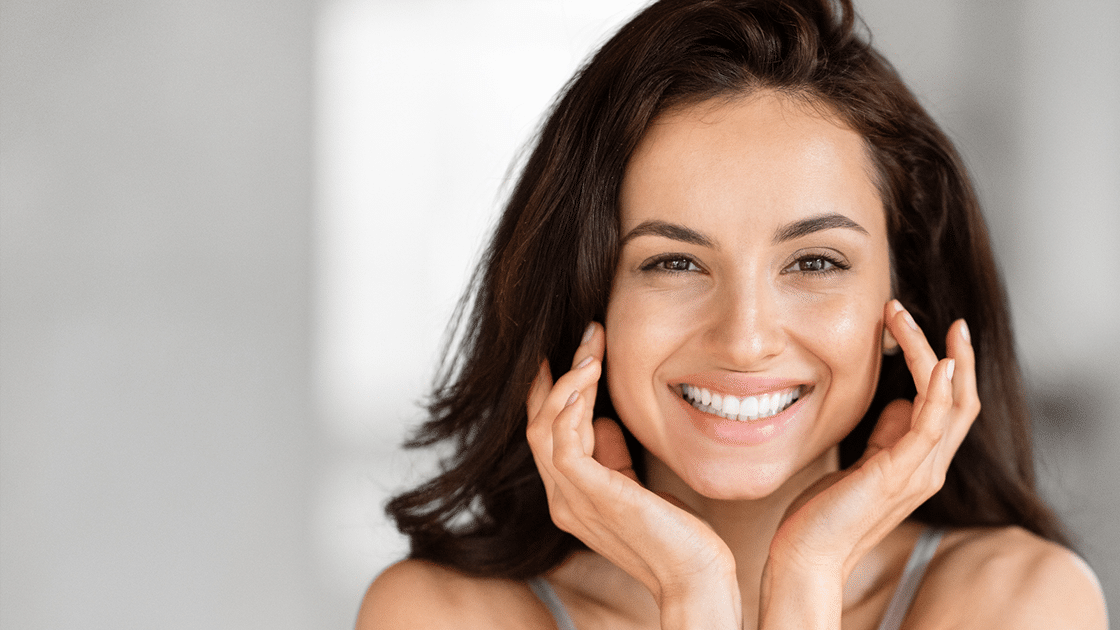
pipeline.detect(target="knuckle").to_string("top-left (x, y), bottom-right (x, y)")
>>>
top-left (919, 424), bottom-right (943, 447)
top-left (953, 397), bottom-right (981, 419)
top-left (553, 448), bottom-right (579, 474)
top-left (550, 505), bottom-right (575, 533)
top-left (929, 468), bottom-right (946, 491)
top-left (526, 421), bottom-right (546, 445)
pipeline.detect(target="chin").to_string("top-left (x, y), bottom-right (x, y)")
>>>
top-left (648, 449), bottom-right (805, 502)
top-left (701, 463), bottom-right (799, 501)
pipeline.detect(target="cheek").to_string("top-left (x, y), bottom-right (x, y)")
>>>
top-left (604, 287), bottom-right (703, 414)
top-left (787, 293), bottom-right (884, 417)
top-left (802, 298), bottom-right (876, 355)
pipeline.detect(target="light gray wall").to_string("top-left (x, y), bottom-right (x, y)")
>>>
top-left (2, 0), bottom-right (1116, 627)
top-left (1, 0), bottom-right (326, 627)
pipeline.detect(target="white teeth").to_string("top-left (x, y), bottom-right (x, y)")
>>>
top-left (740, 395), bottom-right (758, 419)
top-left (680, 384), bottom-right (804, 422)
top-left (723, 396), bottom-right (740, 417)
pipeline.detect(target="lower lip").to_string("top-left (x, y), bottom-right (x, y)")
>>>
top-left (672, 389), bottom-right (808, 446)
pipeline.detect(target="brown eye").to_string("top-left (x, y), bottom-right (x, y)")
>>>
top-left (782, 253), bottom-right (849, 275)
top-left (798, 257), bottom-right (832, 272)
top-left (640, 254), bottom-right (703, 274)
top-left (661, 258), bottom-right (699, 272)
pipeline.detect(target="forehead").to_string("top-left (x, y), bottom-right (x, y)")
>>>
top-left (620, 92), bottom-right (885, 236)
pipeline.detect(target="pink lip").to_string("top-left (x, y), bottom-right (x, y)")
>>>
top-left (672, 372), bottom-right (810, 398)
top-left (669, 381), bottom-right (811, 446)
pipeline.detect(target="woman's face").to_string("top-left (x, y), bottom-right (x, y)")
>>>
top-left (604, 92), bottom-right (892, 501)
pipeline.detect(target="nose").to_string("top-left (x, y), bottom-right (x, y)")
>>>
top-left (702, 275), bottom-right (787, 369)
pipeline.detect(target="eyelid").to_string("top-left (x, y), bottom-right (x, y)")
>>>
top-left (781, 248), bottom-right (851, 274)
top-left (638, 252), bottom-right (705, 273)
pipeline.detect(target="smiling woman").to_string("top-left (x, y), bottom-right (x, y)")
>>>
top-left (606, 93), bottom-right (892, 501)
top-left (357, 1), bottom-right (1107, 628)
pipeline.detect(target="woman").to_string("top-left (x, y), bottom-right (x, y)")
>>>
top-left (359, 0), bottom-right (1107, 627)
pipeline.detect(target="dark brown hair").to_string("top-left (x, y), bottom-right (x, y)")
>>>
top-left (386, 0), bottom-right (1067, 578)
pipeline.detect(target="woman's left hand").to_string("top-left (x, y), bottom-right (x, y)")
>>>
top-left (761, 300), bottom-right (979, 625)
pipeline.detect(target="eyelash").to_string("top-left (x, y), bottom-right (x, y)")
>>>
top-left (639, 253), bottom-right (703, 274)
top-left (784, 253), bottom-right (850, 275)
top-left (639, 252), bottom-right (851, 275)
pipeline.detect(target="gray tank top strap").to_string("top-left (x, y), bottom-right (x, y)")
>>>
top-left (528, 527), bottom-right (944, 630)
top-left (877, 526), bottom-right (946, 630)
top-left (528, 577), bottom-right (579, 630)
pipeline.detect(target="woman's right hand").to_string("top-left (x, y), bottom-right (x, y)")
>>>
top-left (526, 323), bottom-right (741, 629)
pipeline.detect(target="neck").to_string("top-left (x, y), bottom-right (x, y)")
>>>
top-left (643, 447), bottom-right (841, 626)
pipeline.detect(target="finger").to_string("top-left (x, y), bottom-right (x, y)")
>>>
top-left (553, 400), bottom-right (650, 542)
top-left (525, 361), bottom-right (562, 495)
top-left (906, 356), bottom-right (956, 461)
top-left (527, 321), bottom-right (604, 427)
top-left (903, 357), bottom-right (959, 497)
top-left (527, 360), bottom-right (554, 425)
top-left (572, 325), bottom-right (605, 398)
top-left (526, 361), bottom-right (555, 467)
top-left (945, 319), bottom-right (980, 448)
top-left (526, 358), bottom-right (598, 488)
top-left (552, 392), bottom-right (598, 474)
top-left (530, 355), bottom-right (601, 426)
top-left (867, 359), bottom-right (951, 473)
top-left (571, 322), bottom-right (606, 370)
top-left (656, 491), bottom-right (699, 515)
top-left (571, 323), bottom-right (606, 452)
top-left (593, 418), bottom-right (637, 482)
top-left (885, 300), bottom-right (938, 397)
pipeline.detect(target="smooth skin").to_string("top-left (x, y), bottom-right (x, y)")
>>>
top-left (357, 93), bottom-right (1107, 630)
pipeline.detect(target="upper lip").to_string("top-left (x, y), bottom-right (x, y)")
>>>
top-left (670, 373), bottom-right (811, 398)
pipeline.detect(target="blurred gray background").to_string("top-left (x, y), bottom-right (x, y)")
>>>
top-left (2, 0), bottom-right (1117, 627)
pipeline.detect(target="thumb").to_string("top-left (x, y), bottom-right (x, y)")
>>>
top-left (592, 418), bottom-right (637, 482)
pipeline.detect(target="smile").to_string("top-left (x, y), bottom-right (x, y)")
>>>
top-left (679, 384), bottom-right (806, 422)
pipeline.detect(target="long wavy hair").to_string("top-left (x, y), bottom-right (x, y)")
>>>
top-left (385, 0), bottom-right (1067, 578)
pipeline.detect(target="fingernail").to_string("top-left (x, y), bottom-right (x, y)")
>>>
top-left (582, 323), bottom-right (596, 344)
top-left (960, 320), bottom-right (970, 343)
top-left (945, 359), bottom-right (956, 381)
top-left (575, 355), bottom-right (593, 369)
top-left (889, 300), bottom-right (904, 315)
top-left (902, 310), bottom-right (918, 331)
top-left (565, 390), bottom-right (580, 407)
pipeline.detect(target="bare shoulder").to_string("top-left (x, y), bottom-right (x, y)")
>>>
top-left (355, 559), bottom-right (554, 630)
top-left (911, 526), bottom-right (1108, 629)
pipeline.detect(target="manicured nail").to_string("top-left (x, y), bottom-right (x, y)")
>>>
top-left (582, 323), bottom-right (596, 343)
top-left (945, 359), bottom-right (956, 381)
top-left (959, 320), bottom-right (970, 343)
top-left (889, 300), bottom-right (904, 315)
top-left (575, 355), bottom-right (593, 369)
top-left (902, 310), bottom-right (918, 331)
top-left (565, 390), bottom-right (580, 407)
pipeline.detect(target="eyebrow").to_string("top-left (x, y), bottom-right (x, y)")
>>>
top-left (772, 213), bottom-right (868, 243)
top-left (619, 212), bottom-right (868, 249)
top-left (619, 220), bottom-right (715, 248)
